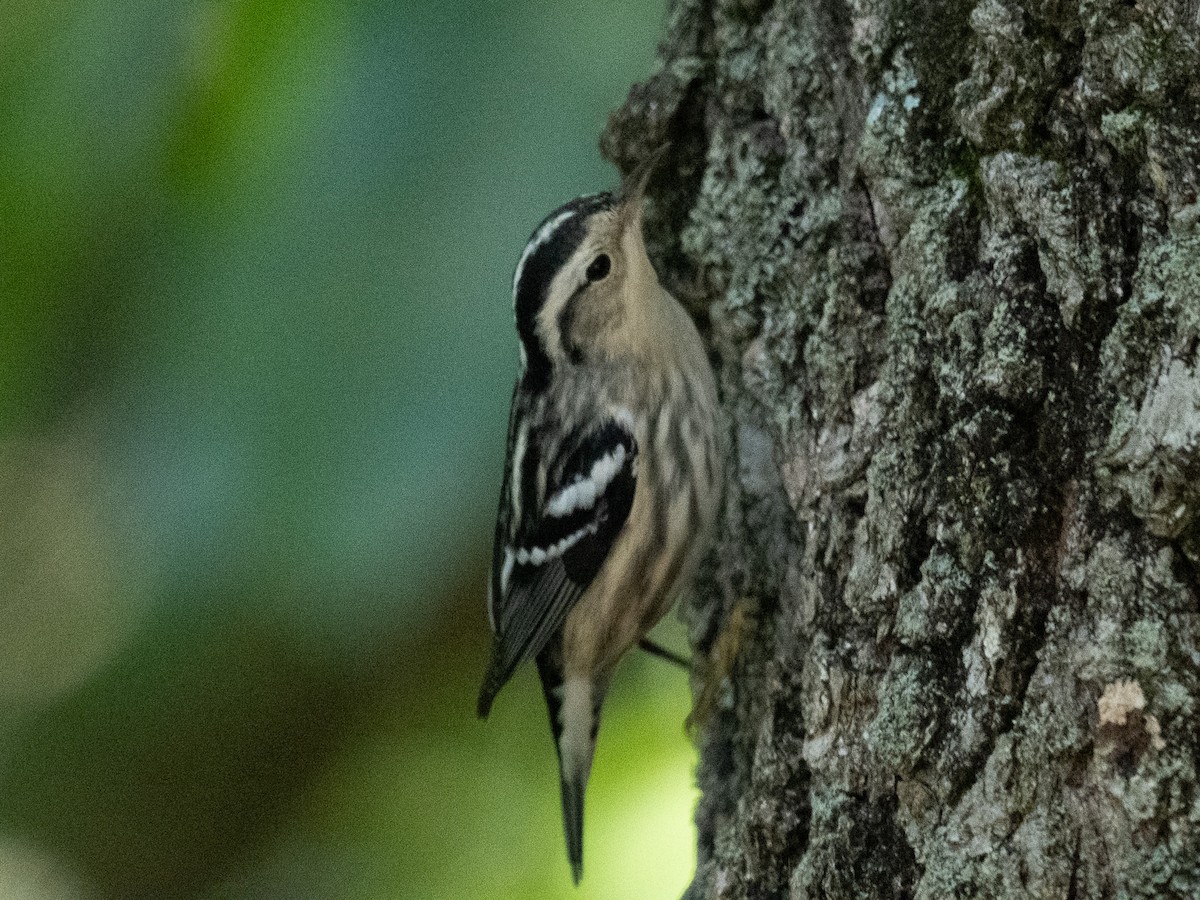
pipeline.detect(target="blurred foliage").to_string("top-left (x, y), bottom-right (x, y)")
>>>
top-left (0, 0), bottom-right (697, 897)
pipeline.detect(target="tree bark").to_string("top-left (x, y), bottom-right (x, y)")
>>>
top-left (602, 1), bottom-right (1200, 897)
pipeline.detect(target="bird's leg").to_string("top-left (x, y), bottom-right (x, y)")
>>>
top-left (638, 638), bottom-right (690, 670)
top-left (686, 594), bottom-right (757, 735)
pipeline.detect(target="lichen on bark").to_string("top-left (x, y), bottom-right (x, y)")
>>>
top-left (602, 0), bottom-right (1200, 897)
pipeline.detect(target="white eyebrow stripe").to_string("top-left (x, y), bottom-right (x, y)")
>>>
top-left (545, 445), bottom-right (628, 518)
top-left (513, 209), bottom-right (576, 305)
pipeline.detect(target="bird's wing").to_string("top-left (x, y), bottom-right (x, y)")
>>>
top-left (478, 416), bottom-right (637, 716)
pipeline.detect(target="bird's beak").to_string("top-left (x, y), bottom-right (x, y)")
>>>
top-left (616, 143), bottom-right (670, 233)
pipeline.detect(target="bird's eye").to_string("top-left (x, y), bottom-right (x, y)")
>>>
top-left (586, 254), bottom-right (611, 282)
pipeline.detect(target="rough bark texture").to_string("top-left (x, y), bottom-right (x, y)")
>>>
top-left (601, 1), bottom-right (1200, 897)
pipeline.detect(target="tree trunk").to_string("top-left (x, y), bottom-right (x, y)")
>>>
top-left (602, 1), bottom-right (1200, 897)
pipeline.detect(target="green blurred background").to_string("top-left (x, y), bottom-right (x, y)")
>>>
top-left (0, 1), bottom-right (700, 897)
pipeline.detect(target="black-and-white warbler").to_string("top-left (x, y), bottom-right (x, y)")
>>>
top-left (477, 158), bottom-right (722, 883)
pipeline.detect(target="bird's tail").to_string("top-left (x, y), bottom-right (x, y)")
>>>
top-left (559, 753), bottom-right (588, 884)
top-left (537, 651), bottom-right (602, 884)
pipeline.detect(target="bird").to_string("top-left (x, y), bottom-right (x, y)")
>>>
top-left (477, 155), bottom-right (723, 883)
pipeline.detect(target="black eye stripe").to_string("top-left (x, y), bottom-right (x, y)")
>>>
top-left (513, 194), bottom-right (614, 384)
